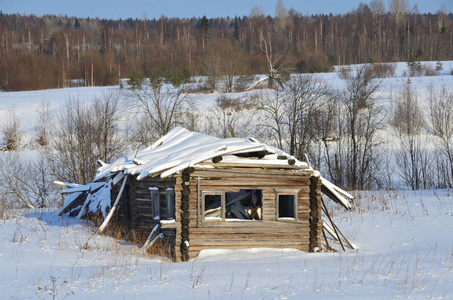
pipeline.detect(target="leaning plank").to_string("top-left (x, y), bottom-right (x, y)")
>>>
top-left (321, 198), bottom-right (345, 251)
top-left (98, 174), bottom-right (129, 234)
top-left (141, 224), bottom-right (162, 253)
top-left (320, 176), bottom-right (352, 209)
top-left (322, 217), bottom-right (338, 240)
top-left (76, 188), bottom-right (92, 219)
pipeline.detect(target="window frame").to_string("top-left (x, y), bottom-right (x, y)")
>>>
top-left (149, 187), bottom-right (160, 220)
top-left (275, 190), bottom-right (299, 221)
top-left (202, 191), bottom-right (224, 220)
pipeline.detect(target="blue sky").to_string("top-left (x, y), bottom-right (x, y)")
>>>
top-left (2, 0), bottom-right (451, 19)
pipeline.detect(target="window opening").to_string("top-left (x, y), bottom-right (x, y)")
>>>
top-left (225, 189), bottom-right (262, 220)
top-left (278, 194), bottom-right (296, 219)
top-left (149, 187), bottom-right (160, 220)
top-left (202, 190), bottom-right (262, 221)
top-left (166, 188), bottom-right (175, 220)
top-left (203, 192), bottom-right (222, 219)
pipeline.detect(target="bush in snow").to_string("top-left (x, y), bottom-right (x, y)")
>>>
top-left (0, 151), bottom-right (59, 209)
top-left (1, 107), bottom-right (23, 151)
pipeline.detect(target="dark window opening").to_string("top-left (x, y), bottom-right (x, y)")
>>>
top-left (278, 194), bottom-right (296, 218)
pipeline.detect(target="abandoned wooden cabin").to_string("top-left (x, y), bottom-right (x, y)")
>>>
top-left (56, 126), bottom-right (352, 262)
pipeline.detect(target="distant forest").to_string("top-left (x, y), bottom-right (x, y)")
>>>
top-left (0, 1), bottom-right (452, 91)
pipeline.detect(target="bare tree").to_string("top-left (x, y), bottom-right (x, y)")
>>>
top-left (219, 41), bottom-right (246, 93)
top-left (324, 65), bottom-right (384, 190)
top-left (91, 91), bottom-right (127, 163)
top-left (388, 0), bottom-right (409, 23)
top-left (48, 92), bottom-right (126, 184)
top-left (35, 101), bottom-right (53, 146)
top-left (390, 83), bottom-right (432, 189)
top-left (255, 28), bottom-right (291, 89)
top-left (0, 152), bottom-right (58, 208)
top-left (48, 97), bottom-right (96, 184)
top-left (275, 0), bottom-right (288, 32)
top-left (201, 42), bottom-right (222, 93)
top-left (429, 84), bottom-right (453, 187)
top-left (254, 74), bottom-right (330, 159)
top-left (255, 86), bottom-right (287, 149)
top-left (123, 77), bottom-right (189, 145)
top-left (284, 74), bottom-right (330, 160)
top-left (210, 94), bottom-right (257, 139)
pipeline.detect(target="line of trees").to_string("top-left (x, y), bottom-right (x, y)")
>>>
top-left (1, 0), bottom-right (452, 91)
top-left (1, 64), bottom-right (453, 209)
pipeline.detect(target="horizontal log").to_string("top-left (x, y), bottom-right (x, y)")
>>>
top-left (189, 232), bottom-right (309, 239)
top-left (193, 186), bottom-right (310, 192)
top-left (198, 178), bottom-right (310, 186)
top-left (190, 228), bottom-right (310, 235)
top-left (188, 240), bottom-right (308, 248)
top-left (137, 207), bottom-right (152, 215)
top-left (193, 168), bottom-right (312, 178)
top-left (192, 220), bottom-right (308, 228)
top-left (186, 212), bottom-right (312, 222)
top-left (196, 162), bottom-right (311, 171)
top-left (192, 174), bottom-right (311, 182)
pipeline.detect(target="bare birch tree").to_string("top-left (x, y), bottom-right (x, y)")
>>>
top-left (249, 28), bottom-right (291, 90)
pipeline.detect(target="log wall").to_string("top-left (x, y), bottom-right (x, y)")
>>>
top-left (173, 166), bottom-right (320, 261)
top-left (114, 176), bottom-right (176, 250)
top-left (111, 165), bottom-right (322, 262)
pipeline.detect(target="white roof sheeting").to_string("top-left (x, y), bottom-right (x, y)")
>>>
top-left (94, 126), bottom-right (311, 181)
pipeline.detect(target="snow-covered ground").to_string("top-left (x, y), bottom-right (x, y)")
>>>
top-left (1, 61), bottom-right (453, 299)
top-left (1, 189), bottom-right (452, 299)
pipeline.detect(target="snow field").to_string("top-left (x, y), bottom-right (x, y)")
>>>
top-left (1, 189), bottom-right (452, 299)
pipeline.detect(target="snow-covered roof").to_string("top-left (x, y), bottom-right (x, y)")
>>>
top-left (94, 126), bottom-right (311, 181)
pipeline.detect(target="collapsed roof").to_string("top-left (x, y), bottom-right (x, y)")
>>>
top-left (56, 126), bottom-right (352, 219)
top-left (94, 126), bottom-right (309, 181)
